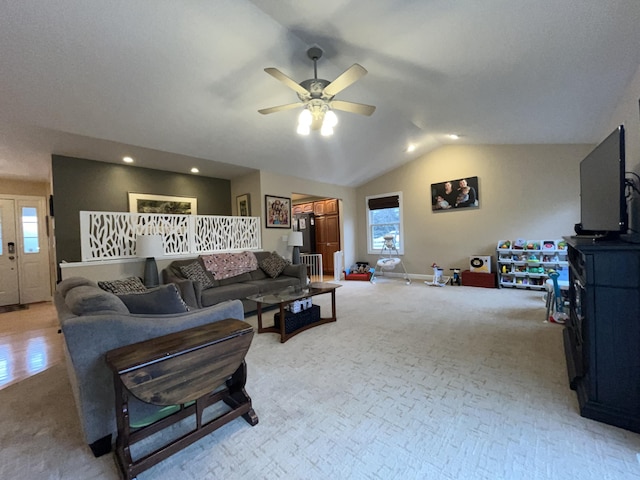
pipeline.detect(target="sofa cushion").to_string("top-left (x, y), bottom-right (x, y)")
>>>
top-left (117, 283), bottom-right (190, 314)
top-left (218, 272), bottom-right (252, 286)
top-left (200, 283), bottom-right (260, 308)
top-left (246, 276), bottom-right (300, 294)
top-left (249, 268), bottom-right (268, 281)
top-left (259, 252), bottom-right (288, 278)
top-left (179, 262), bottom-right (215, 289)
top-left (65, 286), bottom-right (129, 316)
top-left (98, 277), bottom-right (147, 294)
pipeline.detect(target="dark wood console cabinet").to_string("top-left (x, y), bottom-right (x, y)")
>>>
top-left (563, 236), bottom-right (640, 433)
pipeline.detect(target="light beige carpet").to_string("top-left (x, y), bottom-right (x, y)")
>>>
top-left (1, 280), bottom-right (640, 479)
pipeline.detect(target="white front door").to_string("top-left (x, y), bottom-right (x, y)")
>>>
top-left (0, 196), bottom-right (51, 306)
top-left (0, 199), bottom-right (20, 305)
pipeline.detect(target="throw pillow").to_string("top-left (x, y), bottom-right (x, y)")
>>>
top-left (179, 262), bottom-right (215, 289)
top-left (259, 252), bottom-right (288, 278)
top-left (117, 283), bottom-right (190, 315)
top-left (65, 286), bottom-right (129, 316)
top-left (98, 277), bottom-right (147, 294)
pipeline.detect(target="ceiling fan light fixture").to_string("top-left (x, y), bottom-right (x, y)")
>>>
top-left (320, 123), bottom-right (334, 136)
top-left (297, 123), bottom-right (310, 135)
top-left (298, 108), bottom-right (312, 126)
top-left (323, 109), bottom-right (338, 128)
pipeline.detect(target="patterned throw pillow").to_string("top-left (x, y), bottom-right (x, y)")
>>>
top-left (179, 262), bottom-right (215, 289)
top-left (259, 252), bottom-right (288, 278)
top-left (98, 277), bottom-right (147, 294)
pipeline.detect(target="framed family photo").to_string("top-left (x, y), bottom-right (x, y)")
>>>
top-left (431, 176), bottom-right (479, 212)
top-left (236, 193), bottom-right (251, 216)
top-left (265, 195), bottom-right (291, 228)
top-left (128, 193), bottom-right (197, 215)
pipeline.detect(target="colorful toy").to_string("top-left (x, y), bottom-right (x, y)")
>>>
top-left (547, 269), bottom-right (568, 324)
top-left (450, 268), bottom-right (461, 286)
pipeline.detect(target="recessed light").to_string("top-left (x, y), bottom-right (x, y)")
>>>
top-left (448, 134), bottom-right (460, 140)
top-left (190, 167), bottom-right (199, 173)
top-left (406, 144), bottom-right (416, 153)
top-left (123, 156), bottom-right (134, 163)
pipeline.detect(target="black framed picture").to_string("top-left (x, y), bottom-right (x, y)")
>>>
top-left (431, 176), bottom-right (479, 211)
top-left (265, 195), bottom-right (291, 228)
top-left (236, 193), bottom-right (251, 216)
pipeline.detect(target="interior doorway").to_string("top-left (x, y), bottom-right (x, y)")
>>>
top-left (0, 196), bottom-right (51, 306)
top-left (291, 194), bottom-right (341, 277)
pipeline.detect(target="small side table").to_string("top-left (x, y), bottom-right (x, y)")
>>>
top-left (105, 319), bottom-right (258, 480)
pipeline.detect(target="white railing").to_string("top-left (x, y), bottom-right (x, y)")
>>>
top-left (300, 253), bottom-right (323, 283)
top-left (79, 211), bottom-right (261, 261)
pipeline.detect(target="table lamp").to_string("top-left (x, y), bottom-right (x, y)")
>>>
top-left (136, 234), bottom-right (163, 288)
top-left (288, 231), bottom-right (304, 264)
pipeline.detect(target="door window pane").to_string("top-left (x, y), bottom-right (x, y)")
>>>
top-left (22, 207), bottom-right (39, 254)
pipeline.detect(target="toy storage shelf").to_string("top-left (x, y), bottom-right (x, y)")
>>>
top-left (496, 239), bottom-right (568, 290)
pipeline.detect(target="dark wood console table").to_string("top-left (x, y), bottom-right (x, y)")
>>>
top-left (563, 237), bottom-right (640, 433)
top-left (105, 319), bottom-right (258, 480)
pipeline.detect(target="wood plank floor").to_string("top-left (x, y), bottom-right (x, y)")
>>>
top-left (0, 302), bottom-right (63, 390)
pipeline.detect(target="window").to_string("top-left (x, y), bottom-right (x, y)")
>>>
top-left (366, 192), bottom-right (403, 254)
top-left (22, 207), bottom-right (39, 254)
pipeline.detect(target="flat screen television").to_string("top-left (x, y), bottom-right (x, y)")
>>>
top-left (577, 125), bottom-right (627, 238)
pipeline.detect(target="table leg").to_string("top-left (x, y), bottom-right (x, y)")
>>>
top-left (256, 301), bottom-right (264, 333)
top-left (279, 303), bottom-right (286, 343)
top-left (331, 289), bottom-right (337, 320)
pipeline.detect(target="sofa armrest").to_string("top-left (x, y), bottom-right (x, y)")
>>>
top-left (282, 263), bottom-right (307, 285)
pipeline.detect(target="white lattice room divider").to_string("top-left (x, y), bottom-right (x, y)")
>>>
top-left (80, 211), bottom-right (261, 261)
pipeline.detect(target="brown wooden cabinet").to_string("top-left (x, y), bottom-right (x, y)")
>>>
top-left (292, 202), bottom-right (314, 214)
top-left (292, 198), bottom-right (341, 275)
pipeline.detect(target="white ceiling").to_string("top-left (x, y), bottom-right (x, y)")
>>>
top-left (1, 0), bottom-right (640, 187)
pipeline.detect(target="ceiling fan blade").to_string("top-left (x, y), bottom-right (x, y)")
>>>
top-left (264, 68), bottom-right (310, 96)
top-left (258, 102), bottom-right (304, 115)
top-left (330, 100), bottom-right (376, 116)
top-left (323, 64), bottom-right (368, 97)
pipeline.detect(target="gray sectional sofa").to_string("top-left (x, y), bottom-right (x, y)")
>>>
top-left (162, 251), bottom-right (307, 313)
top-left (54, 276), bottom-right (245, 457)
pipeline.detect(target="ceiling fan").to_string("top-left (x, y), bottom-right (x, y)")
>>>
top-left (258, 47), bottom-right (376, 135)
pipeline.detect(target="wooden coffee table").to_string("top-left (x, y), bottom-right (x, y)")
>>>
top-left (248, 282), bottom-right (341, 343)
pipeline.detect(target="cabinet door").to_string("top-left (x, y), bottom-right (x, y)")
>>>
top-left (313, 201), bottom-right (325, 216)
top-left (292, 205), bottom-right (304, 215)
top-left (302, 202), bottom-right (314, 213)
top-left (314, 214), bottom-right (340, 274)
top-left (324, 198), bottom-right (338, 215)
top-left (593, 285), bottom-right (640, 414)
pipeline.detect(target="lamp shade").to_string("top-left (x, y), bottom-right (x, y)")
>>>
top-left (136, 234), bottom-right (163, 258)
top-left (288, 231), bottom-right (304, 247)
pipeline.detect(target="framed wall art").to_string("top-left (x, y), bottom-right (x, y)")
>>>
top-left (236, 193), bottom-right (251, 216)
top-left (265, 195), bottom-right (291, 228)
top-left (431, 176), bottom-right (479, 212)
top-left (128, 193), bottom-right (197, 214)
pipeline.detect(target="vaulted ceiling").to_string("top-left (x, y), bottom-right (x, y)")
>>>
top-left (2, 1), bottom-right (640, 186)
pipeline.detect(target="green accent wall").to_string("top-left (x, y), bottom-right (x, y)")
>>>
top-left (52, 155), bottom-right (231, 267)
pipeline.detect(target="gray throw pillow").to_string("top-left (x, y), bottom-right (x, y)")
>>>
top-left (65, 286), bottom-right (129, 316)
top-left (259, 252), bottom-right (288, 278)
top-left (98, 276), bottom-right (147, 294)
top-left (179, 262), bottom-right (215, 289)
top-left (117, 283), bottom-right (190, 314)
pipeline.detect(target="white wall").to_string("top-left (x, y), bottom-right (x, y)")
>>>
top-left (251, 170), bottom-right (357, 266)
top-left (604, 63), bottom-right (640, 231)
top-left (357, 144), bottom-right (592, 275)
